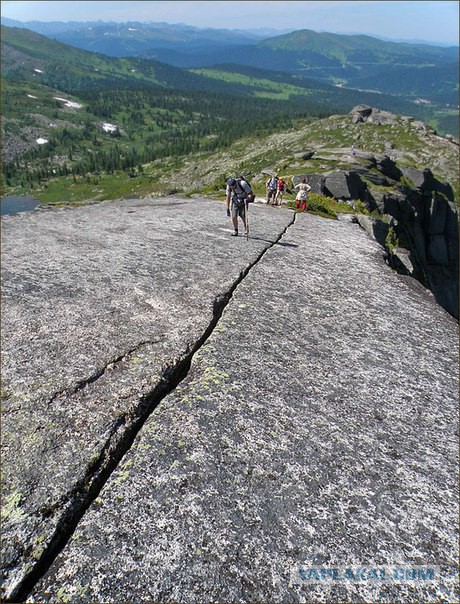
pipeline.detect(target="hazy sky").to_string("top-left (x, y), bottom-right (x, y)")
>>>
top-left (2, 1), bottom-right (459, 45)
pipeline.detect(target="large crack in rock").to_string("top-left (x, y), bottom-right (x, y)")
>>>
top-left (26, 213), bottom-right (459, 603)
top-left (1, 197), bottom-right (294, 600)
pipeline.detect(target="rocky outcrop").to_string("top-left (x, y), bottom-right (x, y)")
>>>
top-left (350, 105), bottom-right (435, 132)
top-left (351, 104), bottom-right (373, 123)
top-left (323, 171), bottom-right (367, 201)
top-left (371, 171), bottom-right (458, 319)
top-left (291, 151), bottom-right (458, 319)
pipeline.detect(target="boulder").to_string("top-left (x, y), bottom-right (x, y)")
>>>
top-left (392, 246), bottom-right (415, 276)
top-left (410, 221), bottom-right (428, 265)
top-left (366, 188), bottom-right (385, 213)
top-left (291, 173), bottom-right (324, 195)
top-left (402, 190), bottom-right (428, 224)
top-left (323, 171), bottom-right (367, 201)
top-left (307, 173), bottom-right (325, 195)
top-left (362, 171), bottom-right (392, 187)
top-left (433, 179), bottom-right (454, 202)
top-left (445, 200), bottom-right (459, 243)
top-left (375, 155), bottom-right (402, 181)
top-left (382, 192), bottom-right (411, 222)
top-left (428, 267), bottom-right (459, 319)
top-left (350, 104), bottom-right (373, 122)
top-left (354, 214), bottom-right (384, 247)
top-left (350, 106), bottom-right (401, 127)
top-left (444, 200), bottom-right (459, 267)
top-left (355, 152), bottom-right (377, 163)
top-left (367, 110), bottom-right (398, 125)
top-left (400, 166), bottom-right (436, 191)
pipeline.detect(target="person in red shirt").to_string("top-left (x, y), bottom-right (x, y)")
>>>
top-left (275, 176), bottom-right (286, 206)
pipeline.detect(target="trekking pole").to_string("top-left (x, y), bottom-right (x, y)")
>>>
top-left (245, 199), bottom-right (249, 241)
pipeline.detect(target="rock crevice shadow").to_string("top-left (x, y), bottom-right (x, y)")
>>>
top-left (4, 209), bottom-right (296, 603)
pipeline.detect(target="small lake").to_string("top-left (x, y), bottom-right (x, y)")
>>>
top-left (1, 195), bottom-right (42, 216)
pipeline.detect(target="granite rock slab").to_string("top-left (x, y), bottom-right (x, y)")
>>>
top-left (1, 197), bottom-right (293, 599)
top-left (29, 213), bottom-right (459, 603)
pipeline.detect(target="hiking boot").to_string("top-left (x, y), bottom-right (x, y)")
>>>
top-left (232, 230), bottom-right (238, 237)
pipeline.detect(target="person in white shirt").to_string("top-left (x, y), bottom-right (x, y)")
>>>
top-left (294, 177), bottom-right (311, 211)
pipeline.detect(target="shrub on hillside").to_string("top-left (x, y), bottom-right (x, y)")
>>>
top-left (287, 193), bottom-right (338, 219)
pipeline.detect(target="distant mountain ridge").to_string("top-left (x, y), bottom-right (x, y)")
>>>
top-left (143, 29), bottom-right (457, 105)
top-left (1, 17), bottom-right (458, 107)
top-left (0, 17), bottom-right (266, 47)
top-left (1, 22), bottom-right (458, 210)
top-left (2, 24), bottom-right (438, 115)
top-left (2, 17), bottom-right (456, 48)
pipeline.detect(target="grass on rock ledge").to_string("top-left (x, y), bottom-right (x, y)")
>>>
top-left (11, 172), bottom-right (169, 205)
top-left (287, 194), bottom-right (351, 219)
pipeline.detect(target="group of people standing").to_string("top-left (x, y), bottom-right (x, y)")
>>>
top-left (265, 175), bottom-right (287, 206)
top-left (266, 174), bottom-right (311, 211)
top-left (225, 173), bottom-right (312, 237)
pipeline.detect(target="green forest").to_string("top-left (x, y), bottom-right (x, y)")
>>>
top-left (2, 84), bottom-right (336, 188)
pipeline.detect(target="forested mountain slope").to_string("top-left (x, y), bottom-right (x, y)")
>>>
top-left (2, 18), bottom-right (458, 105)
top-left (1, 25), bottom-right (458, 204)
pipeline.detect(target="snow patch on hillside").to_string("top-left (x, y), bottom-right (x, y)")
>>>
top-left (53, 97), bottom-right (82, 109)
top-left (102, 123), bottom-right (118, 133)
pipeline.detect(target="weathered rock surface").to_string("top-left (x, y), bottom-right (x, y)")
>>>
top-left (2, 200), bottom-right (457, 603)
top-left (350, 105), bottom-right (434, 131)
top-left (291, 155), bottom-right (459, 320)
top-left (0, 197), bottom-right (293, 600)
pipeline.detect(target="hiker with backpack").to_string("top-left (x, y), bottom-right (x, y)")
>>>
top-left (294, 176), bottom-right (311, 211)
top-left (226, 177), bottom-right (254, 237)
top-left (275, 176), bottom-right (286, 206)
top-left (266, 174), bottom-right (278, 205)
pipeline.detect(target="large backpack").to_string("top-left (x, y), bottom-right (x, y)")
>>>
top-left (237, 176), bottom-right (251, 189)
top-left (268, 176), bottom-right (278, 190)
top-left (236, 176), bottom-right (254, 202)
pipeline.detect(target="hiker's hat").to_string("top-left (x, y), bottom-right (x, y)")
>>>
top-left (227, 178), bottom-right (236, 187)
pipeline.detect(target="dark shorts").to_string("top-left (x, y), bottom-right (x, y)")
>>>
top-left (231, 198), bottom-right (246, 219)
